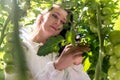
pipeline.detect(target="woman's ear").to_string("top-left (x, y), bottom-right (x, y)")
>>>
top-left (35, 14), bottom-right (43, 27)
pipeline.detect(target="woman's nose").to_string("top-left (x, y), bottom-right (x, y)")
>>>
top-left (55, 19), bottom-right (61, 26)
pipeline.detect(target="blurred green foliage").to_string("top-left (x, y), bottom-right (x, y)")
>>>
top-left (0, 0), bottom-right (120, 80)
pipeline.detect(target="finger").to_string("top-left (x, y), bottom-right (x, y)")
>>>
top-left (61, 44), bottom-right (73, 55)
top-left (64, 44), bottom-right (73, 52)
top-left (73, 52), bottom-right (83, 58)
top-left (65, 44), bottom-right (73, 48)
top-left (77, 45), bottom-right (90, 52)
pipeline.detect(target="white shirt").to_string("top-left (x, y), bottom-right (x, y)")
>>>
top-left (20, 27), bottom-right (91, 80)
top-left (22, 37), bottom-right (91, 80)
top-left (5, 27), bottom-right (91, 80)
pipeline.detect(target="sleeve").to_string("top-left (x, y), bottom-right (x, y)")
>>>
top-left (35, 62), bottom-right (64, 80)
top-left (21, 41), bottom-right (65, 80)
top-left (68, 64), bottom-right (91, 80)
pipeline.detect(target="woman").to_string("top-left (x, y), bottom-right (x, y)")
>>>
top-left (20, 4), bottom-right (91, 80)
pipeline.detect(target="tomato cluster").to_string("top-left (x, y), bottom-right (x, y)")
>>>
top-left (106, 30), bottom-right (120, 80)
top-left (3, 32), bottom-right (16, 74)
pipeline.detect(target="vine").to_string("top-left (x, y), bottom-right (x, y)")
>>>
top-left (0, 0), bottom-right (120, 80)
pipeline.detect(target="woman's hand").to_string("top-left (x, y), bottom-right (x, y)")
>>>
top-left (54, 44), bottom-right (90, 71)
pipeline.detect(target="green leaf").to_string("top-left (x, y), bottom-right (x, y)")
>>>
top-left (65, 30), bottom-right (76, 45)
top-left (37, 35), bottom-right (64, 56)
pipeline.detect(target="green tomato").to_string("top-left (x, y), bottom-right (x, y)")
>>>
top-left (108, 66), bottom-right (117, 79)
top-left (3, 53), bottom-right (13, 64)
top-left (5, 32), bottom-right (14, 42)
top-left (4, 42), bottom-right (14, 53)
top-left (114, 71), bottom-right (120, 80)
top-left (109, 55), bottom-right (117, 65)
top-left (109, 30), bottom-right (120, 45)
top-left (90, 26), bottom-right (98, 33)
top-left (102, 7), bottom-right (112, 15)
top-left (5, 64), bottom-right (16, 74)
top-left (115, 58), bottom-right (120, 70)
top-left (100, 0), bottom-right (109, 4)
top-left (104, 43), bottom-right (113, 55)
top-left (101, 16), bottom-right (111, 25)
top-left (113, 44), bottom-right (120, 57)
top-left (103, 19), bottom-right (111, 25)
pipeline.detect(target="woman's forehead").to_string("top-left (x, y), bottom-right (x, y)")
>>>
top-left (51, 7), bottom-right (68, 21)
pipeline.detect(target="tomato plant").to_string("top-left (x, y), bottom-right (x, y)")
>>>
top-left (109, 30), bottom-right (120, 46)
top-left (0, 70), bottom-right (4, 80)
top-left (5, 64), bottom-right (16, 74)
top-left (109, 55), bottom-right (117, 65)
top-left (3, 53), bottom-right (13, 64)
top-left (104, 43), bottom-right (113, 55)
top-left (108, 66), bottom-right (117, 79)
top-left (113, 44), bottom-right (120, 57)
top-left (115, 58), bottom-right (120, 70)
top-left (0, 0), bottom-right (120, 80)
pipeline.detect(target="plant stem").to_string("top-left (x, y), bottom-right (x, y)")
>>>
top-left (11, 0), bottom-right (28, 80)
top-left (94, 2), bottom-right (105, 80)
top-left (0, 15), bottom-right (10, 46)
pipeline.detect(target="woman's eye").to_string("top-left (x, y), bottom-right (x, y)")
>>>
top-left (51, 14), bottom-right (66, 25)
top-left (52, 14), bottom-right (58, 19)
top-left (61, 21), bottom-right (65, 25)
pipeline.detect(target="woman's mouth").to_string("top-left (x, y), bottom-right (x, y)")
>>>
top-left (50, 25), bottom-right (58, 31)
